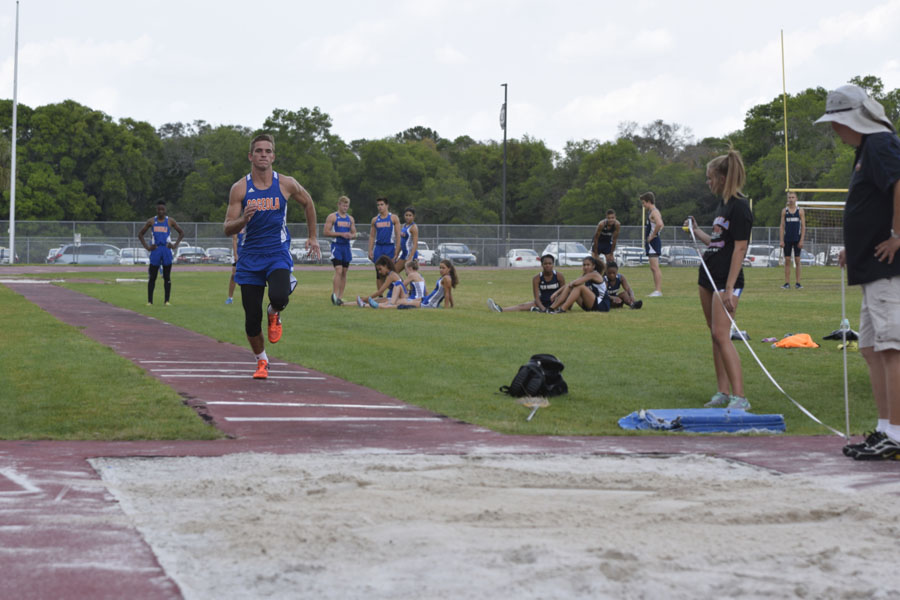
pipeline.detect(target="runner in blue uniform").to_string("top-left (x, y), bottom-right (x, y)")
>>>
top-left (487, 254), bottom-right (566, 313)
top-left (641, 192), bottom-right (664, 297)
top-left (224, 134), bottom-right (319, 379)
top-left (605, 261), bottom-right (642, 309)
top-left (547, 256), bottom-right (610, 313)
top-left (367, 197), bottom-right (401, 292)
top-left (779, 192), bottom-right (806, 289)
top-left (395, 207), bottom-right (419, 274)
top-left (324, 196), bottom-right (357, 305)
top-left (591, 209), bottom-right (620, 265)
top-left (137, 200), bottom-right (184, 306)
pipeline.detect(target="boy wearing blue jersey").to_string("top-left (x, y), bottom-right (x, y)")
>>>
top-left (324, 196), bottom-right (357, 305)
top-left (138, 200), bottom-right (184, 306)
top-left (367, 197), bottom-right (401, 291)
top-left (224, 134), bottom-right (319, 380)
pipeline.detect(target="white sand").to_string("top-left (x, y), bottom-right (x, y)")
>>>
top-left (92, 452), bottom-right (900, 599)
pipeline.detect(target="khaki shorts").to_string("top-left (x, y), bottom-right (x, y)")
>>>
top-left (859, 276), bottom-right (900, 351)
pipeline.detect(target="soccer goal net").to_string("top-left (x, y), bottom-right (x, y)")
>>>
top-left (798, 200), bottom-right (844, 266)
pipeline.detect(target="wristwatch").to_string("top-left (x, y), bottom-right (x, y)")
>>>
top-left (892, 229), bottom-right (900, 239)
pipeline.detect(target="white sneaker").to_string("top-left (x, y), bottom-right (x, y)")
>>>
top-left (487, 298), bottom-right (502, 312)
top-left (648, 291), bottom-right (662, 297)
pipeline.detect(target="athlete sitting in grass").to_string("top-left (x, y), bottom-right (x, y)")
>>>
top-left (487, 254), bottom-right (565, 313)
top-left (547, 256), bottom-right (610, 313)
top-left (605, 261), bottom-right (642, 309)
top-left (355, 256), bottom-right (407, 308)
top-left (402, 259), bottom-right (427, 301)
top-left (378, 259), bottom-right (457, 309)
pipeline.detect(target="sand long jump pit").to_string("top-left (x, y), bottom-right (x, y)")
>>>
top-left (92, 452), bottom-right (898, 599)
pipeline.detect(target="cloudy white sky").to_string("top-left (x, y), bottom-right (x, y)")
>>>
top-left (1, 0), bottom-right (899, 152)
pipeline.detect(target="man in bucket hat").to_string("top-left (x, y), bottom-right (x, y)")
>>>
top-left (816, 83), bottom-right (900, 460)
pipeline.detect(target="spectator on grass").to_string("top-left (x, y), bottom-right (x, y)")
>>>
top-left (641, 192), bottom-right (664, 297)
top-left (138, 200), bottom-right (185, 306)
top-left (815, 84), bottom-right (900, 460)
top-left (324, 195), bottom-right (357, 306)
top-left (395, 207), bottom-right (419, 274)
top-left (592, 209), bottom-right (621, 265)
top-left (380, 259), bottom-right (458, 309)
top-left (780, 192), bottom-right (806, 289)
top-left (355, 255), bottom-right (407, 308)
top-left (605, 261), bottom-right (642, 309)
top-left (683, 145), bottom-right (753, 411)
top-left (546, 256), bottom-right (610, 313)
top-left (487, 254), bottom-right (565, 313)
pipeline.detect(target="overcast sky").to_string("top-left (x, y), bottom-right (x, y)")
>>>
top-left (1, 0), bottom-right (899, 153)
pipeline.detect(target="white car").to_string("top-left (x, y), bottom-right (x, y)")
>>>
top-left (506, 248), bottom-right (541, 268)
top-left (613, 246), bottom-right (647, 266)
top-left (744, 244), bottom-right (776, 267)
top-left (416, 241), bottom-right (435, 265)
top-left (119, 247), bottom-right (150, 265)
top-left (541, 241), bottom-right (592, 266)
top-left (350, 247), bottom-right (373, 265)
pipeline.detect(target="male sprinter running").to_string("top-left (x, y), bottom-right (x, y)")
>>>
top-left (224, 134), bottom-right (319, 379)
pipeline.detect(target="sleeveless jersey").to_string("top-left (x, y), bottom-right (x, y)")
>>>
top-left (783, 208), bottom-right (801, 242)
top-left (645, 212), bottom-right (655, 239)
top-left (538, 271), bottom-right (561, 306)
top-left (241, 172), bottom-right (289, 254)
top-left (151, 217), bottom-right (170, 247)
top-left (332, 212), bottom-right (352, 248)
top-left (400, 223), bottom-right (416, 256)
top-left (606, 273), bottom-right (622, 295)
top-left (587, 277), bottom-right (607, 302)
top-left (375, 213), bottom-right (395, 246)
top-left (408, 278), bottom-right (426, 300)
top-left (422, 278), bottom-right (446, 308)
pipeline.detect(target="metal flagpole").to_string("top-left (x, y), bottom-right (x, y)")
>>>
top-left (8, 1), bottom-right (19, 264)
top-left (500, 83), bottom-right (507, 244)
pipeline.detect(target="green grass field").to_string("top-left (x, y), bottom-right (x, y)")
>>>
top-left (1, 263), bottom-right (874, 439)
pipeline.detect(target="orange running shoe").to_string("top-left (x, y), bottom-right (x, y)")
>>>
top-left (252, 358), bottom-right (269, 379)
top-left (267, 311), bottom-right (282, 343)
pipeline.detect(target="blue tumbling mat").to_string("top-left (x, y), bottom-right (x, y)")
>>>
top-left (618, 408), bottom-right (785, 433)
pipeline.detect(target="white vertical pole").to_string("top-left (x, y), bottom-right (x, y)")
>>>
top-left (8, 1), bottom-right (19, 264)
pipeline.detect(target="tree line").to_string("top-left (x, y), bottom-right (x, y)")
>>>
top-left (2, 75), bottom-right (898, 229)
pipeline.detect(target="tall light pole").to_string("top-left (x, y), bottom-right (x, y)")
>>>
top-left (8, 1), bottom-right (19, 264)
top-left (500, 83), bottom-right (507, 242)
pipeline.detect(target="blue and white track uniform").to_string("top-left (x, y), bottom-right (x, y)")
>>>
top-left (408, 278), bottom-right (426, 300)
top-left (373, 213), bottom-right (395, 261)
top-left (399, 223), bottom-right (418, 261)
top-left (587, 278), bottom-right (610, 312)
top-left (149, 217), bottom-right (173, 266)
top-left (421, 278), bottom-right (446, 308)
top-left (235, 171), bottom-right (294, 286)
top-left (331, 212), bottom-right (353, 264)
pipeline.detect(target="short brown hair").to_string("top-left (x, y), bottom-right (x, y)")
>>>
top-left (639, 192), bottom-right (655, 204)
top-left (249, 133), bottom-right (275, 153)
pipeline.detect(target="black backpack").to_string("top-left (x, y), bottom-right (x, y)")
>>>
top-left (500, 354), bottom-right (568, 397)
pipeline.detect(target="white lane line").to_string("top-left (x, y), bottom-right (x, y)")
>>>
top-left (139, 360), bottom-right (289, 365)
top-left (151, 369), bottom-right (309, 374)
top-left (158, 374), bottom-right (325, 380)
top-left (0, 468), bottom-right (42, 495)
top-left (225, 417), bottom-right (443, 422)
top-left (207, 401), bottom-right (409, 410)
top-left (0, 279), bottom-right (63, 284)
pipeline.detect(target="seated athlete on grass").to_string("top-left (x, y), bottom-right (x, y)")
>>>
top-left (355, 255), bottom-right (407, 308)
top-left (605, 261), bottom-right (642, 309)
top-left (402, 259), bottom-right (427, 301)
top-left (380, 259), bottom-right (458, 309)
top-left (487, 254), bottom-right (565, 313)
top-left (547, 256), bottom-right (610, 313)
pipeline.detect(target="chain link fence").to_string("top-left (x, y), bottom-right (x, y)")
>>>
top-left (2, 220), bottom-right (843, 265)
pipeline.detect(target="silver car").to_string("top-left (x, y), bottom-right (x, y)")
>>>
top-left (53, 243), bottom-right (121, 265)
top-left (119, 247), bottom-right (150, 265)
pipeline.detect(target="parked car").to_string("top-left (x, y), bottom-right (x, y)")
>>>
top-left (768, 247), bottom-right (816, 267)
top-left (291, 239), bottom-right (331, 264)
top-left (350, 247), bottom-right (373, 266)
top-left (175, 246), bottom-right (208, 264)
top-left (416, 241), bottom-right (435, 265)
top-left (118, 247), bottom-right (150, 265)
top-left (614, 245), bottom-right (647, 266)
top-left (506, 248), bottom-right (541, 268)
top-left (52, 243), bottom-right (121, 265)
top-left (205, 247), bottom-right (234, 264)
top-left (433, 243), bottom-right (477, 266)
top-left (46, 247), bottom-right (62, 263)
top-left (744, 244), bottom-right (777, 267)
top-left (1, 246), bottom-right (20, 264)
top-left (540, 241), bottom-right (592, 266)
top-left (826, 245), bottom-right (844, 266)
top-left (660, 245), bottom-right (701, 267)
